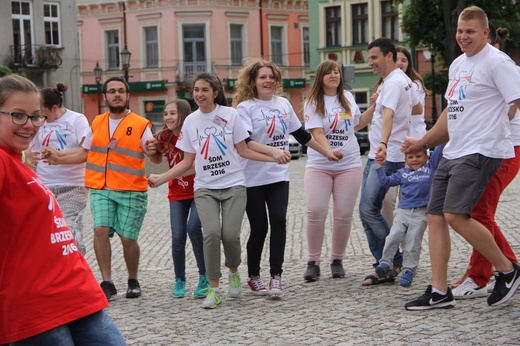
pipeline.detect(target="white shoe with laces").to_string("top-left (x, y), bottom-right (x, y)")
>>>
top-left (269, 274), bottom-right (283, 297)
top-left (452, 277), bottom-right (488, 299)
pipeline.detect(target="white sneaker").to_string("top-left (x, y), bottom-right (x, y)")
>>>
top-left (486, 277), bottom-right (495, 293)
top-left (452, 277), bottom-right (488, 299)
top-left (228, 272), bottom-right (242, 298)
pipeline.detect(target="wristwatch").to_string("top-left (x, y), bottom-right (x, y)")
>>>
top-left (420, 144), bottom-right (429, 150)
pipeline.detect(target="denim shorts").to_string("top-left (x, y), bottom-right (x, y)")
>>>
top-left (90, 189), bottom-right (148, 240)
top-left (428, 154), bottom-right (502, 216)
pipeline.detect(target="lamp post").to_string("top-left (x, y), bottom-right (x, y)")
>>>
top-left (93, 61), bottom-right (103, 114)
top-left (422, 49), bottom-right (438, 125)
top-left (120, 46), bottom-right (131, 84)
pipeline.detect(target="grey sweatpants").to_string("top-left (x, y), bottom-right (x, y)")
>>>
top-left (194, 186), bottom-right (246, 280)
top-left (379, 207), bottom-right (428, 274)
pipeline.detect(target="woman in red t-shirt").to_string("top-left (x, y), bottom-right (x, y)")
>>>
top-left (0, 75), bottom-right (125, 345)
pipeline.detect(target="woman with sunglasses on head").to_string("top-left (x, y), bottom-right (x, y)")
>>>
top-left (0, 75), bottom-right (125, 345)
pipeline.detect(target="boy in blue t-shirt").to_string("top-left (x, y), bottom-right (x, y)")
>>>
top-left (373, 145), bottom-right (444, 286)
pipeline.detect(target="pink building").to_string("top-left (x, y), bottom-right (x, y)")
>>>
top-left (77, 0), bottom-right (310, 127)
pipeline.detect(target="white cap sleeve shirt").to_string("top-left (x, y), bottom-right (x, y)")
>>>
top-left (368, 68), bottom-right (418, 162)
top-left (443, 45), bottom-right (519, 160)
top-left (304, 91), bottom-right (362, 170)
top-left (408, 81), bottom-right (427, 138)
top-left (34, 109), bottom-right (89, 186)
top-left (176, 105), bottom-right (249, 190)
top-left (236, 96), bottom-right (302, 187)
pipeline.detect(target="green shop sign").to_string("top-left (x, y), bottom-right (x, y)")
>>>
top-left (82, 80), bottom-right (166, 94)
top-left (224, 78), bottom-right (306, 89)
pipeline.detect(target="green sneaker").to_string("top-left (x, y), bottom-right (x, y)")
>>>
top-left (228, 272), bottom-right (242, 298)
top-left (202, 289), bottom-right (222, 309)
top-left (172, 278), bottom-right (186, 298)
top-left (193, 275), bottom-right (210, 298)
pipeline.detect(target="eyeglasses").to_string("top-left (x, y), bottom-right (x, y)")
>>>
top-left (105, 88), bottom-right (128, 95)
top-left (0, 111), bottom-right (47, 127)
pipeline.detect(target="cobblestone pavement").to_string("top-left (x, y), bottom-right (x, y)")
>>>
top-left (82, 156), bottom-right (520, 345)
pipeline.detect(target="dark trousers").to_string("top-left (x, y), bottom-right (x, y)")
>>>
top-left (246, 181), bottom-right (289, 276)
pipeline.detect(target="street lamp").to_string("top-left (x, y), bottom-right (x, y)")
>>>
top-left (422, 49), bottom-right (438, 125)
top-left (120, 46), bottom-right (131, 84)
top-left (93, 61), bottom-right (103, 114)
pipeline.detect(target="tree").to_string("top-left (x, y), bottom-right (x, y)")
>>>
top-left (399, 0), bottom-right (520, 66)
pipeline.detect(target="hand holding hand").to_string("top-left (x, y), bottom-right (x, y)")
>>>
top-left (147, 174), bottom-right (165, 188)
top-left (271, 149), bottom-right (291, 164)
top-left (325, 150), bottom-right (339, 162)
top-left (375, 143), bottom-right (387, 162)
top-left (401, 137), bottom-right (420, 153)
top-left (145, 138), bottom-right (158, 156)
top-left (332, 150), bottom-right (343, 160)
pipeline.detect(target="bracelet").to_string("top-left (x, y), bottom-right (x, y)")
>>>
top-left (379, 142), bottom-right (387, 148)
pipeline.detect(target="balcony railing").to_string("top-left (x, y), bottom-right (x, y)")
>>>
top-left (177, 62), bottom-right (214, 82)
top-left (9, 44), bottom-right (63, 69)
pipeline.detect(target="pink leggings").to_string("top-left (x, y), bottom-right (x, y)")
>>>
top-left (304, 166), bottom-right (362, 264)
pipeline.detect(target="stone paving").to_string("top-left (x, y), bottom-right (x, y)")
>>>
top-left (82, 156), bottom-right (520, 345)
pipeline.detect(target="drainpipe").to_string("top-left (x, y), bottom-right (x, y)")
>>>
top-left (259, 1), bottom-right (264, 58)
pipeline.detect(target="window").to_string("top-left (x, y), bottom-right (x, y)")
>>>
top-left (11, 1), bottom-right (34, 64)
top-left (43, 2), bottom-right (60, 46)
top-left (325, 6), bottom-right (341, 47)
top-left (183, 25), bottom-right (206, 76)
top-left (381, 1), bottom-right (399, 40)
top-left (352, 4), bottom-right (368, 45)
top-left (106, 30), bottom-right (119, 70)
top-left (230, 24), bottom-right (243, 66)
top-left (270, 26), bottom-right (283, 65)
top-left (302, 27), bottom-right (309, 66)
top-left (144, 26), bottom-right (158, 68)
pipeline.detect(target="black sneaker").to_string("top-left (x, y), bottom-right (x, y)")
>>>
top-left (126, 278), bottom-right (141, 298)
top-left (330, 259), bottom-right (345, 278)
top-left (100, 281), bottom-right (117, 300)
top-left (304, 261), bottom-right (320, 282)
top-left (404, 285), bottom-right (456, 311)
top-left (487, 262), bottom-right (520, 306)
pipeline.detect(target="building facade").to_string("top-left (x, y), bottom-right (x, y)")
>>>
top-left (77, 0), bottom-right (311, 128)
top-left (0, 0), bottom-right (82, 111)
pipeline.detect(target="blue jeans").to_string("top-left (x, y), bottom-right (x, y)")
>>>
top-left (359, 159), bottom-right (404, 267)
top-left (170, 199), bottom-right (205, 281)
top-left (10, 310), bottom-right (126, 345)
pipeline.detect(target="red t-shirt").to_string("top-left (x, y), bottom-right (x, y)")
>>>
top-left (158, 131), bottom-right (195, 202)
top-left (0, 146), bottom-right (108, 344)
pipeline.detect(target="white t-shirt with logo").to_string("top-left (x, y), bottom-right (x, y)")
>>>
top-left (34, 109), bottom-right (89, 186)
top-left (510, 67), bottom-right (520, 147)
top-left (176, 104), bottom-right (249, 190)
top-left (368, 68), bottom-right (419, 162)
top-left (236, 96), bottom-right (302, 187)
top-left (409, 81), bottom-right (427, 138)
top-left (304, 91), bottom-right (362, 170)
top-left (443, 44), bottom-right (520, 159)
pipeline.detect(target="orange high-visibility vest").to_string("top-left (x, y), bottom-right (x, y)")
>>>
top-left (85, 112), bottom-right (151, 191)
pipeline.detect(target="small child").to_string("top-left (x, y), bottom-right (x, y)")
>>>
top-left (372, 144), bottom-right (444, 287)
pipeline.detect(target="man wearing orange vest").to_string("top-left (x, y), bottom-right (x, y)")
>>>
top-left (43, 77), bottom-right (153, 300)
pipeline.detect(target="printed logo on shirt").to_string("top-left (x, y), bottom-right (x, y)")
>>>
top-left (262, 109), bottom-right (288, 138)
top-left (40, 125), bottom-right (74, 150)
top-left (196, 126), bottom-right (232, 177)
top-left (447, 71), bottom-right (472, 101)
